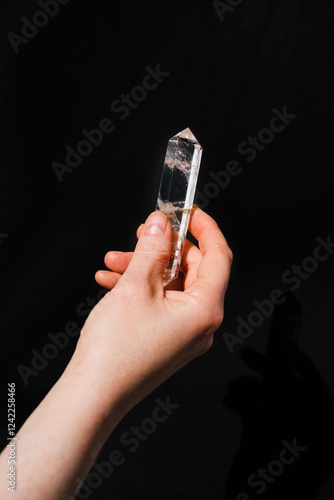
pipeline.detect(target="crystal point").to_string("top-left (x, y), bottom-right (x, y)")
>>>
top-left (175, 127), bottom-right (199, 143)
top-left (156, 128), bottom-right (203, 286)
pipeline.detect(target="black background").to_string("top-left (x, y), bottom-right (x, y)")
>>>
top-left (1, 1), bottom-right (334, 499)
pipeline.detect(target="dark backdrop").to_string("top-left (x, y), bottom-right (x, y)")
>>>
top-left (1, 1), bottom-right (334, 499)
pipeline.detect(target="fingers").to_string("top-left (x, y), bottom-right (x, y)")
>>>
top-left (136, 224), bottom-right (144, 239)
top-left (97, 207), bottom-right (232, 308)
top-left (136, 209), bottom-right (230, 293)
top-left (189, 206), bottom-right (231, 258)
top-left (124, 211), bottom-right (172, 294)
top-left (95, 270), bottom-right (122, 289)
top-left (181, 239), bottom-right (202, 287)
top-left (95, 251), bottom-right (134, 290)
top-left (137, 222), bottom-right (202, 288)
top-left (186, 205), bottom-right (233, 301)
top-left (104, 251), bottom-right (134, 273)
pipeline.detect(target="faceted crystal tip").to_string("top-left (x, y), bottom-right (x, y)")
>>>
top-left (175, 127), bottom-right (201, 146)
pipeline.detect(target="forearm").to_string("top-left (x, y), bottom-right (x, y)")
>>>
top-left (0, 341), bottom-right (124, 500)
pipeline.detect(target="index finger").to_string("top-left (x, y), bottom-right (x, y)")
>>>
top-left (185, 206), bottom-right (233, 299)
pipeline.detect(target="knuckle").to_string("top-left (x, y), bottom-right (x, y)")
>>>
top-left (195, 306), bottom-right (224, 337)
top-left (137, 241), bottom-right (171, 267)
top-left (199, 335), bottom-right (214, 355)
top-left (139, 239), bottom-right (170, 257)
top-left (216, 243), bottom-right (233, 265)
top-left (227, 246), bottom-right (233, 264)
top-left (208, 308), bottom-right (224, 332)
top-left (224, 244), bottom-right (233, 260)
top-left (193, 332), bottom-right (214, 357)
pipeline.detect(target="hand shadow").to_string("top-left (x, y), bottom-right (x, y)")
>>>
top-left (223, 292), bottom-right (334, 500)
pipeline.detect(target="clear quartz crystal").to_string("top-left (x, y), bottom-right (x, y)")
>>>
top-left (156, 128), bottom-right (203, 286)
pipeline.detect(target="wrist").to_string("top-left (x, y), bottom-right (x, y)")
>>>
top-left (69, 333), bottom-right (163, 423)
top-left (61, 339), bottom-right (125, 437)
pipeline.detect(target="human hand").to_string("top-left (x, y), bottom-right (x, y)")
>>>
top-left (0, 208), bottom-right (232, 500)
top-left (75, 207), bottom-right (233, 416)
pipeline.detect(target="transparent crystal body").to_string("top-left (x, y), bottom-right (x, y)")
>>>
top-left (156, 128), bottom-right (203, 286)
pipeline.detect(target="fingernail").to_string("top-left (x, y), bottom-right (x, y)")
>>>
top-left (144, 212), bottom-right (167, 235)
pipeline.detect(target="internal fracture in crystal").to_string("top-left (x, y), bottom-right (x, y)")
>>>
top-left (156, 128), bottom-right (203, 286)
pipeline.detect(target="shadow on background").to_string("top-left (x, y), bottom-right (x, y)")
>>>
top-left (224, 292), bottom-right (334, 499)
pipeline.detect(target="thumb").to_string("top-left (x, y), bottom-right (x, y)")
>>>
top-left (125, 211), bottom-right (172, 292)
